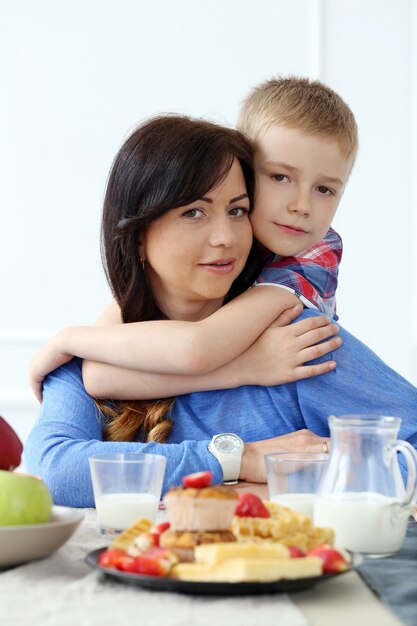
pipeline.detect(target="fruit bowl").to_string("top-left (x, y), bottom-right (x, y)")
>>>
top-left (0, 506), bottom-right (84, 569)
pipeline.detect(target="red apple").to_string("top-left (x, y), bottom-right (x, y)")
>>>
top-left (0, 416), bottom-right (23, 470)
top-left (307, 544), bottom-right (349, 574)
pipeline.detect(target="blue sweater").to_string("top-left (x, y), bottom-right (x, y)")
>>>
top-left (25, 311), bottom-right (417, 507)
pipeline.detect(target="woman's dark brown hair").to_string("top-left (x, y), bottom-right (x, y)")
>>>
top-left (98, 115), bottom-right (255, 443)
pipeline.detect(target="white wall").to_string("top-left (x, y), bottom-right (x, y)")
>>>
top-left (1, 0), bottom-right (416, 444)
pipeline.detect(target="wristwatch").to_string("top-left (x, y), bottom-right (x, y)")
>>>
top-left (208, 433), bottom-right (244, 485)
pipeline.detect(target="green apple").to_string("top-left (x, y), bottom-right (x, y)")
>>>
top-left (0, 470), bottom-right (53, 525)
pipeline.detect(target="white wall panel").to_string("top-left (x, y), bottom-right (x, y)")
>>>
top-left (412, 0), bottom-right (417, 383)
top-left (1, 0), bottom-right (416, 442)
top-left (321, 0), bottom-right (416, 383)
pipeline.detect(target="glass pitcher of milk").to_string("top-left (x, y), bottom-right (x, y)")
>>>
top-left (314, 415), bottom-right (417, 556)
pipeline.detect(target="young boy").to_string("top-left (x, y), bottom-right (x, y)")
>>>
top-left (29, 77), bottom-right (357, 400)
top-left (238, 76), bottom-right (357, 320)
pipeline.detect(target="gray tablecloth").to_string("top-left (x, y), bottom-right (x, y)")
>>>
top-left (358, 520), bottom-right (417, 626)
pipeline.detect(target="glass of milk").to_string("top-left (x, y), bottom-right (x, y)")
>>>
top-left (264, 452), bottom-right (328, 520)
top-left (89, 453), bottom-right (166, 535)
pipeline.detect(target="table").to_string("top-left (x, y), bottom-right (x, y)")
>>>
top-left (0, 510), bottom-right (412, 626)
top-left (358, 520), bottom-right (417, 626)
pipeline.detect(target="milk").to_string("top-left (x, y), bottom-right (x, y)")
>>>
top-left (271, 493), bottom-right (316, 519)
top-left (95, 492), bottom-right (159, 531)
top-left (314, 491), bottom-right (409, 554)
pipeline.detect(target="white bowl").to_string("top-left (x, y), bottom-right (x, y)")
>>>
top-left (0, 505), bottom-right (84, 568)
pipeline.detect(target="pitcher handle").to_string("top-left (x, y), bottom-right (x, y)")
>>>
top-left (393, 440), bottom-right (417, 508)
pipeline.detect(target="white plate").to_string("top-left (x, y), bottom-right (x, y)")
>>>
top-left (0, 505), bottom-right (84, 568)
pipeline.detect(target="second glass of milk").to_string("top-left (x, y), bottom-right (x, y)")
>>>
top-left (265, 452), bottom-right (329, 520)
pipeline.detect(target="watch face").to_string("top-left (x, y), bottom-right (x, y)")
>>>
top-left (213, 434), bottom-right (242, 454)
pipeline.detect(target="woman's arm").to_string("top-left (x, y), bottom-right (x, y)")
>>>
top-left (24, 358), bottom-right (333, 503)
top-left (24, 359), bottom-right (225, 507)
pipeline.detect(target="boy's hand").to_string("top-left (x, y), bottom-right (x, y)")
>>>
top-left (234, 308), bottom-right (342, 387)
top-left (268, 302), bottom-right (304, 327)
top-left (28, 331), bottom-right (74, 403)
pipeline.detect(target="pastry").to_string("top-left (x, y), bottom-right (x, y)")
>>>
top-left (171, 555), bottom-right (322, 582)
top-left (160, 529), bottom-right (236, 562)
top-left (164, 485), bottom-right (238, 531)
top-left (194, 541), bottom-right (289, 564)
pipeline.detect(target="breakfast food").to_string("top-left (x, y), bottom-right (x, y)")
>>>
top-left (307, 544), bottom-right (349, 574)
top-left (232, 499), bottom-right (334, 552)
top-left (98, 546), bottom-right (178, 575)
top-left (235, 492), bottom-right (270, 518)
top-left (164, 476), bottom-right (238, 532)
top-left (171, 541), bottom-right (323, 582)
top-left (95, 472), bottom-right (347, 585)
top-left (172, 556), bottom-right (323, 583)
top-left (160, 472), bottom-right (238, 560)
top-left (0, 470), bottom-right (52, 526)
top-left (194, 541), bottom-right (289, 564)
top-left (160, 529), bottom-right (236, 562)
top-left (182, 471), bottom-right (213, 489)
top-left (110, 518), bottom-right (153, 551)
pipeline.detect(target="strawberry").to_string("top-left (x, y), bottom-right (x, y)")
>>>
top-left (134, 521), bottom-right (171, 551)
top-left (98, 548), bottom-right (127, 569)
top-left (150, 521), bottom-right (170, 535)
top-left (235, 492), bottom-right (271, 518)
top-left (182, 471), bottom-right (213, 488)
top-left (288, 546), bottom-right (306, 558)
top-left (134, 532), bottom-right (160, 552)
top-left (118, 554), bottom-right (172, 576)
top-left (143, 546), bottom-right (179, 565)
top-left (307, 544), bottom-right (349, 574)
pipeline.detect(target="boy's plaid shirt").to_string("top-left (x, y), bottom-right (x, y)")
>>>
top-left (254, 227), bottom-right (342, 320)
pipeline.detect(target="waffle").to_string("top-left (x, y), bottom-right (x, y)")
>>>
top-left (110, 518), bottom-right (153, 551)
top-left (231, 500), bottom-right (334, 551)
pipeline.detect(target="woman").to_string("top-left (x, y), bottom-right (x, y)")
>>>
top-left (25, 115), bottom-right (342, 506)
top-left (25, 116), bottom-right (417, 507)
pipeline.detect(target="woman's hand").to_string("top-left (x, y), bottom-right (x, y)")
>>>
top-left (240, 430), bottom-right (329, 483)
top-left (234, 304), bottom-right (342, 387)
top-left (28, 331), bottom-right (74, 403)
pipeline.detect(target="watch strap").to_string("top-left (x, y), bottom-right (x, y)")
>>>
top-left (208, 435), bottom-right (243, 484)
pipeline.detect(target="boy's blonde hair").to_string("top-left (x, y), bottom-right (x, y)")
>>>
top-left (238, 76), bottom-right (358, 162)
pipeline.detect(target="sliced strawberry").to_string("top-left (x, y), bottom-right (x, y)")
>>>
top-left (235, 492), bottom-right (270, 518)
top-left (116, 555), bottom-right (141, 572)
top-left (98, 548), bottom-right (127, 569)
top-left (143, 546), bottom-right (179, 564)
top-left (182, 471), bottom-right (213, 488)
top-left (150, 521), bottom-right (170, 535)
top-left (307, 545), bottom-right (349, 574)
top-left (288, 546), bottom-right (306, 558)
top-left (133, 523), bottom-right (171, 552)
top-left (134, 532), bottom-right (160, 552)
top-left (119, 554), bottom-right (172, 576)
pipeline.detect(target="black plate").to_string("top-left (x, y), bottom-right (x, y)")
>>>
top-left (85, 548), bottom-right (361, 596)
